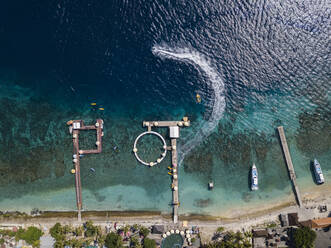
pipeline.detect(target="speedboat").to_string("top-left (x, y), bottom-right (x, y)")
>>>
top-left (313, 159), bottom-right (325, 184)
top-left (251, 163), bottom-right (258, 191)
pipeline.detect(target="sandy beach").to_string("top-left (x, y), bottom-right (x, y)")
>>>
top-left (1, 182), bottom-right (330, 244)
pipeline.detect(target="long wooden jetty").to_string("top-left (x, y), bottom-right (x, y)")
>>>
top-left (67, 119), bottom-right (104, 221)
top-left (134, 117), bottom-right (190, 223)
top-left (277, 126), bottom-right (302, 207)
top-left (171, 138), bottom-right (179, 223)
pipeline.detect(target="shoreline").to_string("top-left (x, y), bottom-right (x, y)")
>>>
top-left (1, 190), bottom-right (330, 245)
top-left (1, 181), bottom-right (330, 233)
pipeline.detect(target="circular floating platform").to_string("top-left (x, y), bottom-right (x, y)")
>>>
top-left (133, 131), bottom-right (167, 166)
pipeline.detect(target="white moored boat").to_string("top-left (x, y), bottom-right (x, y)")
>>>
top-left (313, 159), bottom-right (325, 184)
top-left (251, 163), bottom-right (258, 191)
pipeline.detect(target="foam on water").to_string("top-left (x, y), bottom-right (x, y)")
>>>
top-left (152, 45), bottom-right (226, 164)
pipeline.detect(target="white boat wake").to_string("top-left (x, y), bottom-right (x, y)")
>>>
top-left (152, 45), bottom-right (226, 165)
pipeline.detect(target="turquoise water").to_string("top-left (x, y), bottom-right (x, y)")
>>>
top-left (0, 74), bottom-right (329, 216)
top-left (0, 1), bottom-right (330, 216)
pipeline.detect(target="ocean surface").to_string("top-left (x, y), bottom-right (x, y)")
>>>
top-left (0, 0), bottom-right (330, 216)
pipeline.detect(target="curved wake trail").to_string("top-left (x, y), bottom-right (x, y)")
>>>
top-left (152, 45), bottom-right (226, 165)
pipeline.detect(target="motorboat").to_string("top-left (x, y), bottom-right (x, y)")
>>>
top-left (251, 163), bottom-right (258, 191)
top-left (313, 159), bottom-right (324, 184)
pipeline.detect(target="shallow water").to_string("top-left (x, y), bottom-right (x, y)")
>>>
top-left (0, 0), bottom-right (330, 216)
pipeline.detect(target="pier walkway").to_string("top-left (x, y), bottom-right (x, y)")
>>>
top-left (134, 117), bottom-right (190, 223)
top-left (277, 126), bottom-right (302, 207)
top-left (171, 138), bottom-right (179, 223)
top-left (67, 119), bottom-right (104, 221)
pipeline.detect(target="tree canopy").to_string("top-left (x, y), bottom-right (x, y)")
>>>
top-left (105, 232), bottom-right (123, 248)
top-left (202, 231), bottom-right (251, 248)
top-left (292, 226), bottom-right (316, 248)
top-left (16, 226), bottom-right (43, 248)
top-left (143, 237), bottom-right (156, 248)
top-left (139, 227), bottom-right (150, 238)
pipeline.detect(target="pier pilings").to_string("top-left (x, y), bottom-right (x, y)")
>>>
top-left (277, 126), bottom-right (303, 207)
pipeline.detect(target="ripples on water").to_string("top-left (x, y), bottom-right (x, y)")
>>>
top-left (0, 0), bottom-right (329, 213)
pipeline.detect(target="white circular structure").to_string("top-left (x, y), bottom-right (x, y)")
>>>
top-left (180, 231), bottom-right (185, 235)
top-left (175, 230), bottom-right (180, 234)
top-left (170, 229), bottom-right (174, 234)
top-left (133, 131), bottom-right (167, 166)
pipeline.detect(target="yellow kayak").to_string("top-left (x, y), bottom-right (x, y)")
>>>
top-left (196, 94), bottom-right (201, 103)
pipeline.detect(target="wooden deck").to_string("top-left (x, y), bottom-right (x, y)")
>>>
top-left (68, 119), bottom-right (104, 221)
top-left (143, 120), bottom-right (190, 127)
top-left (277, 126), bottom-right (302, 207)
top-left (135, 117), bottom-right (190, 223)
top-left (171, 139), bottom-right (179, 223)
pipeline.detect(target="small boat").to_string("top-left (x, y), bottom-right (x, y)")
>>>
top-left (313, 159), bottom-right (325, 184)
top-left (251, 164), bottom-right (258, 191)
top-left (208, 181), bottom-right (214, 190)
top-left (90, 168), bottom-right (95, 173)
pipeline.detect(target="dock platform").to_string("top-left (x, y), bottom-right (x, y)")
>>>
top-left (67, 119), bottom-right (104, 221)
top-left (134, 117), bottom-right (190, 223)
top-left (277, 126), bottom-right (302, 207)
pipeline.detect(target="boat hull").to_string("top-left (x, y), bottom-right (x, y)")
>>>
top-left (251, 164), bottom-right (258, 191)
top-left (313, 159), bottom-right (325, 184)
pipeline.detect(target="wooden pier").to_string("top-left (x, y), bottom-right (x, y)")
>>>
top-left (67, 119), bottom-right (104, 221)
top-left (171, 138), bottom-right (179, 223)
top-left (277, 126), bottom-right (302, 207)
top-left (134, 117), bottom-right (190, 223)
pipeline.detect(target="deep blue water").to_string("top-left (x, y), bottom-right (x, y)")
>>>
top-left (0, 0), bottom-right (330, 215)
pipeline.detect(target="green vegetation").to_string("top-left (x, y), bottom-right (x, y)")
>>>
top-left (143, 237), bottom-right (156, 248)
top-left (8, 226), bottom-right (44, 248)
top-left (292, 226), bottom-right (316, 248)
top-left (130, 236), bottom-right (142, 248)
top-left (0, 229), bottom-right (16, 238)
top-left (266, 222), bottom-right (277, 228)
top-left (122, 225), bottom-right (131, 234)
top-left (216, 227), bottom-right (225, 233)
top-left (139, 227), bottom-right (150, 238)
top-left (202, 231), bottom-right (251, 248)
top-left (105, 232), bottom-right (123, 248)
top-left (85, 220), bottom-right (101, 238)
top-left (50, 221), bottom-right (103, 248)
top-left (132, 224), bottom-right (141, 232)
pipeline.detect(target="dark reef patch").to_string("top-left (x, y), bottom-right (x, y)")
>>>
top-left (296, 104), bottom-right (331, 155)
top-left (194, 198), bottom-right (212, 208)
